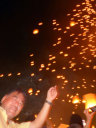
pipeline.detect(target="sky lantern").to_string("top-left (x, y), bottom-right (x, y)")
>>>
top-left (72, 96), bottom-right (80, 104)
top-left (58, 124), bottom-right (69, 128)
top-left (92, 125), bottom-right (95, 128)
top-left (8, 73), bottom-right (12, 76)
top-left (28, 88), bottom-right (33, 95)
top-left (33, 29), bottom-right (39, 35)
top-left (82, 99), bottom-right (86, 103)
top-left (17, 72), bottom-right (21, 76)
top-left (0, 74), bottom-right (4, 77)
top-left (83, 93), bottom-right (96, 109)
top-left (35, 90), bottom-right (40, 96)
top-left (29, 54), bottom-right (34, 57)
top-left (70, 21), bottom-right (76, 27)
top-left (38, 22), bottom-right (43, 26)
top-left (40, 64), bottom-right (45, 68)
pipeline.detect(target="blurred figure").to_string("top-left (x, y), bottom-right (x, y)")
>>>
top-left (69, 114), bottom-right (83, 128)
top-left (68, 109), bottom-right (96, 128)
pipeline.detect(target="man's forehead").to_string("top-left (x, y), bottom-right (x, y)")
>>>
top-left (8, 91), bottom-right (25, 98)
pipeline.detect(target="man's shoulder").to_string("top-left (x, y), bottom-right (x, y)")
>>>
top-left (0, 106), bottom-right (7, 117)
top-left (9, 120), bottom-right (31, 128)
top-left (0, 106), bottom-right (5, 111)
top-left (0, 106), bottom-right (8, 123)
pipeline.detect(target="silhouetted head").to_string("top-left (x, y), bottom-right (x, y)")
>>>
top-left (69, 114), bottom-right (83, 128)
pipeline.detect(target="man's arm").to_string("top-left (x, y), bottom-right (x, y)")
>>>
top-left (29, 86), bottom-right (58, 128)
top-left (84, 109), bottom-right (95, 128)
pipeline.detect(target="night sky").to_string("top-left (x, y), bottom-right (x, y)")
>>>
top-left (0, 0), bottom-right (80, 72)
top-left (0, 0), bottom-right (96, 127)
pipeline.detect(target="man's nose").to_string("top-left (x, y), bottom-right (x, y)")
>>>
top-left (14, 100), bottom-right (19, 106)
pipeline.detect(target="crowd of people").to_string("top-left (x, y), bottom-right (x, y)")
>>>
top-left (0, 86), bottom-right (95, 128)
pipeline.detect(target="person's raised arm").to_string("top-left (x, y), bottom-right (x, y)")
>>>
top-left (84, 109), bottom-right (95, 128)
top-left (29, 86), bottom-right (58, 128)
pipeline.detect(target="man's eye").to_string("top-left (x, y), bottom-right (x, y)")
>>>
top-left (13, 96), bottom-right (17, 99)
top-left (19, 102), bottom-right (23, 105)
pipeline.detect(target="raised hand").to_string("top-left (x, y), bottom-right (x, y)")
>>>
top-left (84, 109), bottom-right (95, 120)
top-left (84, 109), bottom-right (96, 128)
top-left (46, 86), bottom-right (58, 102)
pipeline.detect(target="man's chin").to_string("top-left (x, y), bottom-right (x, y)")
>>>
top-left (8, 113), bottom-right (16, 120)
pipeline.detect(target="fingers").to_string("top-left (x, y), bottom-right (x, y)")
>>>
top-left (84, 109), bottom-right (89, 117)
top-left (84, 108), bottom-right (96, 118)
top-left (90, 111), bottom-right (96, 116)
top-left (84, 109), bottom-right (88, 114)
top-left (47, 85), bottom-right (58, 100)
top-left (48, 85), bottom-right (57, 92)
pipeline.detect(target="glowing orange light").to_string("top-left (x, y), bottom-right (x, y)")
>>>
top-left (17, 72), bottom-right (21, 76)
top-left (40, 64), bottom-right (45, 68)
top-left (28, 88), bottom-right (33, 94)
top-left (59, 51), bottom-right (63, 54)
top-left (93, 66), bottom-right (96, 69)
top-left (58, 124), bottom-right (69, 128)
top-left (46, 67), bottom-right (50, 70)
top-left (8, 73), bottom-right (12, 76)
top-left (38, 78), bottom-right (42, 81)
top-left (82, 100), bottom-right (86, 103)
top-left (39, 68), bottom-right (42, 71)
top-left (38, 22), bottom-right (43, 26)
top-left (30, 54), bottom-right (34, 57)
top-left (33, 29), bottom-right (39, 35)
top-left (51, 69), bottom-right (56, 72)
top-left (16, 118), bottom-right (19, 121)
top-left (72, 111), bottom-right (75, 114)
top-left (48, 63), bottom-right (51, 66)
top-left (64, 54), bottom-right (68, 57)
top-left (30, 61), bottom-right (34, 66)
top-left (34, 114), bottom-right (37, 118)
top-left (31, 73), bottom-right (35, 77)
top-left (0, 74), bottom-right (4, 77)
top-left (64, 80), bottom-right (68, 83)
top-left (57, 76), bottom-right (61, 79)
top-left (92, 125), bottom-right (95, 128)
top-left (36, 90), bottom-right (40, 93)
top-left (72, 96), bottom-right (80, 104)
top-left (83, 93), bottom-right (96, 109)
top-left (70, 21), bottom-right (76, 26)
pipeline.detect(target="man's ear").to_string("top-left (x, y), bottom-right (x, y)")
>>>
top-left (1, 95), bottom-right (8, 103)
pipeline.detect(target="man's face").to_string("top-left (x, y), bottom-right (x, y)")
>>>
top-left (1, 91), bottom-right (25, 120)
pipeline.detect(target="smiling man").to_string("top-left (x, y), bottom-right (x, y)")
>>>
top-left (0, 86), bottom-right (58, 128)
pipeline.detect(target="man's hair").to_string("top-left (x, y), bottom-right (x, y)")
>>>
top-left (6, 88), bottom-right (27, 104)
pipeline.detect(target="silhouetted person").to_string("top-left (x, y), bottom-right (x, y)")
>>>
top-left (69, 114), bottom-right (83, 128)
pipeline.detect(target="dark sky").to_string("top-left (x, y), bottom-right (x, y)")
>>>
top-left (0, 0), bottom-right (81, 72)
